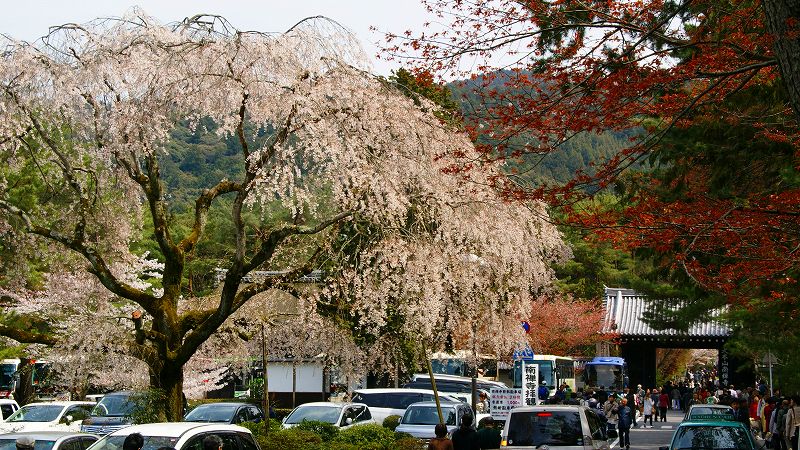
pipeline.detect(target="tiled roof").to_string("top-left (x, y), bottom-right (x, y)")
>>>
top-left (602, 287), bottom-right (731, 337)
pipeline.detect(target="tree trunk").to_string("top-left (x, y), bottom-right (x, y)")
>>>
top-left (151, 364), bottom-right (185, 422)
top-left (13, 359), bottom-right (35, 406)
top-left (764, 0), bottom-right (800, 120)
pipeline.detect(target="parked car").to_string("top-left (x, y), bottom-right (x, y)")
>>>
top-left (183, 403), bottom-right (264, 425)
top-left (659, 418), bottom-right (765, 450)
top-left (407, 373), bottom-right (508, 392)
top-left (0, 399), bottom-right (20, 421)
top-left (350, 388), bottom-right (460, 424)
top-left (0, 431), bottom-right (97, 450)
top-left (501, 405), bottom-right (610, 450)
top-left (682, 403), bottom-right (735, 422)
top-left (282, 402), bottom-right (375, 430)
top-left (0, 401), bottom-right (95, 433)
top-left (85, 422), bottom-right (260, 450)
top-left (80, 391), bottom-right (138, 435)
top-left (395, 401), bottom-right (473, 439)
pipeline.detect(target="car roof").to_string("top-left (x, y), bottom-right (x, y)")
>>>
top-left (507, 405), bottom-right (589, 412)
top-left (689, 404), bottom-right (732, 409)
top-left (406, 401), bottom-right (464, 408)
top-left (353, 388), bottom-right (457, 395)
top-left (679, 419), bottom-right (748, 428)
top-left (0, 432), bottom-right (96, 440)
top-left (191, 402), bottom-right (254, 408)
top-left (108, 423), bottom-right (250, 438)
top-left (21, 402), bottom-right (95, 407)
top-left (293, 402), bottom-right (368, 408)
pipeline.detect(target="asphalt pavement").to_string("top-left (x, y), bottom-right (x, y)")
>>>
top-left (611, 408), bottom-right (684, 450)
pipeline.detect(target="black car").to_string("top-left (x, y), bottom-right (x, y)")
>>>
top-left (183, 403), bottom-right (264, 424)
top-left (80, 391), bottom-right (139, 435)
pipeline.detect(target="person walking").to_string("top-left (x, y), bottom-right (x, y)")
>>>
top-left (659, 389), bottom-right (670, 422)
top-left (672, 386), bottom-right (682, 410)
top-left (452, 415), bottom-right (480, 450)
top-left (643, 391), bottom-right (655, 428)
top-left (776, 400), bottom-right (790, 450)
top-left (429, 423), bottom-right (455, 450)
top-left (538, 381), bottom-right (549, 403)
top-left (476, 417), bottom-right (502, 450)
top-left (651, 388), bottom-right (661, 421)
top-left (617, 398), bottom-right (635, 450)
top-left (732, 399), bottom-right (751, 428)
top-left (786, 396), bottom-right (800, 450)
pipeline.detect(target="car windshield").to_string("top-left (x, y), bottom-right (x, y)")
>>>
top-left (284, 405), bottom-right (342, 424)
top-left (673, 425), bottom-right (752, 450)
top-left (402, 406), bottom-right (456, 426)
top-left (7, 404), bottom-right (64, 422)
top-left (184, 405), bottom-right (237, 422)
top-left (0, 439), bottom-right (56, 450)
top-left (507, 411), bottom-right (583, 447)
top-left (92, 395), bottom-right (136, 417)
top-left (88, 435), bottom-right (179, 450)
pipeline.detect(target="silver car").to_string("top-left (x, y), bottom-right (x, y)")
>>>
top-left (501, 405), bottom-right (610, 450)
top-left (395, 401), bottom-right (474, 439)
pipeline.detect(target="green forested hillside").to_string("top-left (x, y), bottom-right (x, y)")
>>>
top-left (449, 75), bottom-right (633, 187)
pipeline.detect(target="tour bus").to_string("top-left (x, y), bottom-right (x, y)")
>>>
top-left (429, 351), bottom-right (511, 384)
top-left (511, 355), bottom-right (576, 397)
top-left (0, 360), bottom-right (18, 398)
top-left (581, 356), bottom-right (628, 391)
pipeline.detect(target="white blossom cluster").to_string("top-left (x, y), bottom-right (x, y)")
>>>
top-left (0, 11), bottom-right (569, 391)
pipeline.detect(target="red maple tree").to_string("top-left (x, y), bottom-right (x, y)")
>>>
top-left (387, 0), bottom-right (800, 303)
top-left (525, 296), bottom-right (616, 356)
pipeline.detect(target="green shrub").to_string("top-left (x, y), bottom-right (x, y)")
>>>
top-left (274, 408), bottom-right (293, 419)
top-left (295, 420), bottom-right (340, 442)
top-left (382, 414), bottom-right (401, 431)
top-left (395, 436), bottom-right (425, 450)
top-left (332, 424), bottom-right (397, 448)
top-left (239, 419), bottom-right (283, 440)
top-left (259, 428), bottom-right (322, 450)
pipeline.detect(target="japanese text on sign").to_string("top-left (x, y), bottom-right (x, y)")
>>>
top-left (521, 362), bottom-right (539, 407)
top-left (490, 388), bottom-right (523, 420)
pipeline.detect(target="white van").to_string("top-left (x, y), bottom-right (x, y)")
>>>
top-left (350, 388), bottom-right (460, 424)
top-left (501, 405), bottom-right (610, 450)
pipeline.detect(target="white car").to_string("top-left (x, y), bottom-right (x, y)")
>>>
top-left (0, 431), bottom-right (98, 450)
top-left (0, 399), bottom-right (20, 421)
top-left (86, 422), bottom-right (260, 450)
top-left (282, 402), bottom-right (375, 430)
top-left (350, 388), bottom-right (460, 424)
top-left (501, 405), bottom-right (610, 450)
top-left (0, 401), bottom-right (94, 433)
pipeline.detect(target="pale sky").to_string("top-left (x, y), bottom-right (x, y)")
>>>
top-left (0, 0), bottom-right (435, 75)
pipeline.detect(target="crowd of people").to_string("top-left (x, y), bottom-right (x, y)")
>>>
top-left (528, 379), bottom-right (800, 450)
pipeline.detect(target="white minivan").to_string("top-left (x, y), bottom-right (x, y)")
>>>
top-left (501, 405), bottom-right (610, 450)
top-left (350, 389), bottom-right (460, 424)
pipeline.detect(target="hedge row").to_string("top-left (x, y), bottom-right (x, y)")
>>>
top-left (240, 419), bottom-right (424, 450)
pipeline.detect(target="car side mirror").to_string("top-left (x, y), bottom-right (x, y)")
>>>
top-left (583, 435), bottom-right (593, 446)
top-left (346, 417), bottom-right (353, 425)
top-left (61, 415), bottom-right (74, 424)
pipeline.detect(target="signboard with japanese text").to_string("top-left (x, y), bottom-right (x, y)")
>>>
top-left (719, 349), bottom-right (730, 387)
top-left (521, 362), bottom-right (539, 406)
top-left (489, 388), bottom-right (523, 420)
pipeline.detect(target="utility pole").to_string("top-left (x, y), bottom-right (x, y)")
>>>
top-left (261, 323), bottom-right (270, 434)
